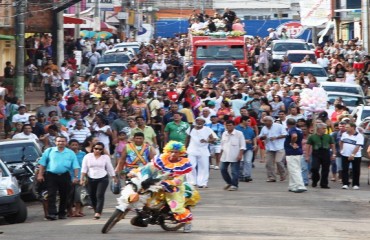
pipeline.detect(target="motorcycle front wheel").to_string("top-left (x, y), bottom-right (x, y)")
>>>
top-left (159, 214), bottom-right (185, 231)
top-left (101, 208), bottom-right (129, 234)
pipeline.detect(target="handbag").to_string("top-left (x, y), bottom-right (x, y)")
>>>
top-left (110, 179), bottom-right (122, 195)
top-left (79, 186), bottom-right (90, 206)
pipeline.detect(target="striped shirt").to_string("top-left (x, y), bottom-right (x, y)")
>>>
top-left (68, 127), bottom-right (91, 143)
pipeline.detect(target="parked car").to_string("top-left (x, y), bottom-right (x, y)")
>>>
top-left (286, 50), bottom-right (316, 63)
top-left (0, 139), bottom-right (42, 199)
top-left (112, 42), bottom-right (141, 54)
top-left (92, 63), bottom-right (128, 76)
top-left (351, 106), bottom-right (370, 126)
top-left (326, 92), bottom-right (366, 112)
top-left (0, 159), bottom-right (28, 224)
top-left (98, 50), bottom-right (133, 64)
top-left (196, 62), bottom-right (241, 81)
top-left (268, 39), bottom-right (310, 72)
top-left (289, 63), bottom-right (328, 82)
top-left (319, 82), bottom-right (365, 97)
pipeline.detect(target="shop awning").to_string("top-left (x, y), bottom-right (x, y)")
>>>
top-left (0, 34), bottom-right (15, 40)
top-left (64, 16), bottom-right (85, 24)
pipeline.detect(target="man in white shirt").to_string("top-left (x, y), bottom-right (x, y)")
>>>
top-left (257, 47), bottom-right (270, 74)
top-left (316, 53), bottom-right (330, 71)
top-left (220, 120), bottom-right (246, 191)
top-left (185, 117), bottom-right (215, 188)
top-left (190, 18), bottom-right (204, 31)
top-left (12, 105), bottom-right (30, 127)
top-left (258, 116), bottom-right (287, 182)
top-left (13, 124), bottom-right (39, 141)
top-left (68, 119), bottom-right (91, 144)
top-left (151, 58), bottom-right (167, 74)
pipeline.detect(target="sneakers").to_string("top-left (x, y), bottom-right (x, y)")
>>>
top-left (210, 165), bottom-right (215, 169)
top-left (214, 166), bottom-right (219, 170)
top-left (353, 185), bottom-right (360, 190)
top-left (342, 185), bottom-right (349, 189)
top-left (223, 184), bottom-right (231, 190)
top-left (228, 186), bottom-right (238, 191)
top-left (183, 223), bottom-right (192, 233)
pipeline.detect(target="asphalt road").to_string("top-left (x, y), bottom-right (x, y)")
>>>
top-left (2, 161), bottom-right (370, 240)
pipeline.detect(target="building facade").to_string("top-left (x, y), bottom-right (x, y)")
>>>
top-left (0, 0), bottom-right (15, 77)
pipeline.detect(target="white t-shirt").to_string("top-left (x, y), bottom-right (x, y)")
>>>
top-left (12, 132), bottom-right (38, 141)
top-left (12, 113), bottom-right (30, 123)
top-left (186, 126), bottom-right (214, 156)
top-left (340, 132), bottom-right (364, 157)
top-left (93, 124), bottom-right (111, 154)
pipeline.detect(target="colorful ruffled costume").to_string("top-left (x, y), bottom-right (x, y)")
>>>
top-left (134, 141), bottom-right (200, 223)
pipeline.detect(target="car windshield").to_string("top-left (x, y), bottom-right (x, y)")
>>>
top-left (290, 67), bottom-right (327, 77)
top-left (360, 110), bottom-right (370, 120)
top-left (98, 54), bottom-right (130, 64)
top-left (327, 95), bottom-right (363, 107)
top-left (321, 85), bottom-right (361, 95)
top-left (113, 46), bottom-right (139, 53)
top-left (287, 54), bottom-right (315, 63)
top-left (0, 143), bottom-right (41, 163)
top-left (199, 66), bottom-right (241, 79)
top-left (0, 163), bottom-right (9, 177)
top-left (196, 45), bottom-right (244, 60)
top-left (92, 66), bottom-right (127, 75)
top-left (273, 43), bottom-right (309, 51)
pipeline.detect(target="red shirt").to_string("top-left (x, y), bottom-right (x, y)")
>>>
top-left (234, 116), bottom-right (257, 127)
top-left (167, 91), bottom-right (179, 101)
top-left (314, 49), bottom-right (324, 58)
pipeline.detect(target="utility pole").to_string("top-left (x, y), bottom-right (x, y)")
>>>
top-left (15, 0), bottom-right (26, 102)
top-left (74, 2), bottom-right (81, 40)
top-left (362, 0), bottom-right (369, 52)
top-left (93, 0), bottom-right (101, 31)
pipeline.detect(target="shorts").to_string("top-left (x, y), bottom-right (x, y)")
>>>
top-left (209, 145), bottom-right (221, 154)
top-left (257, 139), bottom-right (265, 150)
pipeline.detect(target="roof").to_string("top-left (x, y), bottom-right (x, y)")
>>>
top-left (272, 39), bottom-right (306, 43)
top-left (320, 82), bottom-right (361, 87)
top-left (286, 50), bottom-right (315, 54)
top-left (290, 63), bottom-right (324, 68)
top-left (94, 63), bottom-right (128, 67)
top-left (326, 92), bottom-right (363, 98)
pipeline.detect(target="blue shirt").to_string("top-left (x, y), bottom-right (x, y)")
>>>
top-left (39, 147), bottom-right (80, 174)
top-left (69, 150), bottom-right (86, 179)
top-left (206, 123), bottom-right (225, 145)
top-left (284, 127), bottom-right (303, 156)
top-left (235, 125), bottom-right (255, 150)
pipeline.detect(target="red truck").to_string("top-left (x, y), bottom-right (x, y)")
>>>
top-left (188, 33), bottom-right (252, 76)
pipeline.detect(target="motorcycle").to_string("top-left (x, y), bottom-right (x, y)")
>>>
top-left (6, 148), bottom-right (38, 200)
top-left (102, 171), bottom-right (190, 234)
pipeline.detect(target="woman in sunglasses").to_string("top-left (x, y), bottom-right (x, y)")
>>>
top-left (80, 142), bottom-right (117, 220)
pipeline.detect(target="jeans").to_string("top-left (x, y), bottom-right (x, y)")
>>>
top-left (311, 149), bottom-right (331, 187)
top-left (46, 172), bottom-right (72, 216)
top-left (300, 155), bottom-right (309, 185)
top-left (342, 156), bottom-right (361, 186)
top-left (335, 156), bottom-right (342, 171)
top-left (44, 84), bottom-right (52, 99)
top-left (240, 150), bottom-right (253, 178)
top-left (220, 161), bottom-right (240, 187)
top-left (87, 175), bottom-right (109, 214)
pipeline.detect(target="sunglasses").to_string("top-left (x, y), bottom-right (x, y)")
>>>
top-left (94, 148), bottom-right (103, 151)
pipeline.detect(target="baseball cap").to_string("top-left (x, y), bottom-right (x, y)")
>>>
top-left (104, 67), bottom-right (110, 71)
top-left (37, 112), bottom-right (45, 117)
top-left (207, 101), bottom-right (216, 106)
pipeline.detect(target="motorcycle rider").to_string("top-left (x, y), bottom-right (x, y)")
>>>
top-left (115, 132), bottom-right (156, 176)
top-left (128, 141), bottom-right (200, 233)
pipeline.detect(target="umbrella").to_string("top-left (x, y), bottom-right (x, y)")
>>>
top-left (95, 31), bottom-right (113, 40)
top-left (80, 30), bottom-right (96, 38)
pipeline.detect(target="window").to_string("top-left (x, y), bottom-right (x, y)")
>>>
top-left (0, 143), bottom-right (41, 164)
top-left (196, 45), bottom-right (245, 60)
top-left (290, 67), bottom-right (327, 77)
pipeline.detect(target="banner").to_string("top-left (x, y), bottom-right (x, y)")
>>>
top-left (300, 0), bottom-right (332, 27)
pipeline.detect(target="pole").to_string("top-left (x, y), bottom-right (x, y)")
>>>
top-left (56, 11), bottom-right (64, 67)
top-left (74, 2), bottom-right (81, 40)
top-left (15, 0), bottom-right (26, 102)
top-left (93, 0), bottom-right (101, 31)
top-left (119, 0), bottom-right (126, 41)
top-left (362, 0), bottom-right (370, 52)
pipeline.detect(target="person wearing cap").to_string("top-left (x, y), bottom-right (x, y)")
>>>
top-left (266, 28), bottom-right (279, 43)
top-left (185, 117), bottom-right (215, 188)
top-left (305, 123), bottom-right (335, 189)
top-left (284, 118), bottom-right (307, 193)
top-left (98, 68), bottom-right (111, 82)
top-left (11, 105), bottom-right (30, 127)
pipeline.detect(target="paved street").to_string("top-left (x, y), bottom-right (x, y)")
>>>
top-left (2, 161), bottom-right (370, 239)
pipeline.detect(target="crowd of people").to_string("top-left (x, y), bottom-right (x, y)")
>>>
top-left (1, 7), bottom-right (370, 233)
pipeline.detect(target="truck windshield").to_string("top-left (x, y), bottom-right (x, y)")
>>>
top-left (196, 45), bottom-right (244, 60)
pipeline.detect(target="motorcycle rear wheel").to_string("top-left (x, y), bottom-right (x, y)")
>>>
top-left (101, 209), bottom-right (129, 234)
top-left (159, 215), bottom-right (185, 231)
